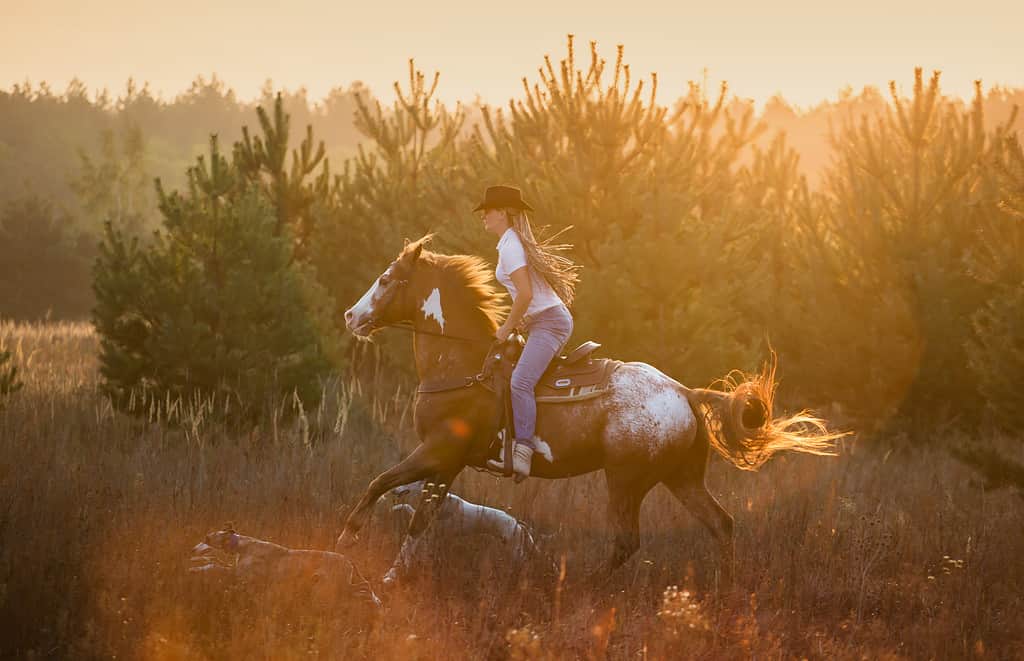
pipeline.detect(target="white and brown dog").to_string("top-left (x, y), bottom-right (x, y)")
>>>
top-left (190, 529), bottom-right (383, 614)
top-left (383, 481), bottom-right (555, 585)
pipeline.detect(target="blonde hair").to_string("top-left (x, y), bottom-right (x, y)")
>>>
top-left (503, 208), bottom-right (581, 308)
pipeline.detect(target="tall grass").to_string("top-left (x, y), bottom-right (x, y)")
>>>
top-left (0, 321), bottom-right (1021, 659)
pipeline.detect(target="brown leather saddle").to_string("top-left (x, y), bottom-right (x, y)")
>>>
top-left (484, 336), bottom-right (622, 475)
top-left (535, 341), bottom-right (622, 402)
top-left (490, 337), bottom-right (622, 402)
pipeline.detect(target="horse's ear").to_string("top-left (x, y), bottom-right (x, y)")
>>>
top-left (403, 237), bottom-right (410, 248)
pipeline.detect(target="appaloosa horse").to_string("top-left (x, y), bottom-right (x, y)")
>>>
top-left (336, 236), bottom-right (842, 579)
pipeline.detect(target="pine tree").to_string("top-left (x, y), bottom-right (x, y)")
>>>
top-left (822, 70), bottom-right (1015, 427)
top-left (0, 194), bottom-right (95, 320)
top-left (310, 60), bottom-right (467, 378)
top-left (93, 132), bottom-right (332, 421)
top-left (234, 93), bottom-right (333, 254)
top-left (966, 133), bottom-right (1024, 430)
top-left (462, 37), bottom-right (767, 384)
top-left (72, 123), bottom-right (153, 236)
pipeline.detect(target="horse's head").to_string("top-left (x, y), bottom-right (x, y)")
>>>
top-left (344, 237), bottom-right (428, 337)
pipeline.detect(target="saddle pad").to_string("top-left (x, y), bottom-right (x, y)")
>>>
top-left (535, 358), bottom-right (622, 403)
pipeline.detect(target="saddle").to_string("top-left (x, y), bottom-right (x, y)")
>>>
top-left (485, 336), bottom-right (622, 475)
top-left (535, 342), bottom-right (622, 402)
top-left (492, 338), bottom-right (622, 403)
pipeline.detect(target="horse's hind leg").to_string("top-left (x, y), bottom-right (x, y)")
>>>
top-left (594, 469), bottom-right (656, 579)
top-left (664, 477), bottom-right (735, 586)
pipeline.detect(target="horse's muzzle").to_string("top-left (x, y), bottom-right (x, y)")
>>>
top-left (347, 316), bottom-right (377, 337)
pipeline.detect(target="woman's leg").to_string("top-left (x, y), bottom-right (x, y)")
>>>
top-left (509, 307), bottom-right (573, 445)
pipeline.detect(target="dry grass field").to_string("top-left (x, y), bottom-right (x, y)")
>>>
top-left (1, 321), bottom-right (1022, 660)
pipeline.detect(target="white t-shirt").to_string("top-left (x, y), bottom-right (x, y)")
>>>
top-left (495, 228), bottom-right (563, 318)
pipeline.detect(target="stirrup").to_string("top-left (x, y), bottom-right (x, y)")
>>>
top-left (486, 440), bottom-right (533, 482)
top-left (484, 429), bottom-right (512, 477)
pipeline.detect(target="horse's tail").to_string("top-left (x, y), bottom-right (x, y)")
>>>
top-left (680, 355), bottom-right (847, 470)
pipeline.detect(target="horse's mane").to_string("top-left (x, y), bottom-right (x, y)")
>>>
top-left (400, 237), bottom-right (507, 330)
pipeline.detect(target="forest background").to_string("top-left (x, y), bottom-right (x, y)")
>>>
top-left (2, 37), bottom-right (1024, 658)
top-left (3, 39), bottom-right (1023, 430)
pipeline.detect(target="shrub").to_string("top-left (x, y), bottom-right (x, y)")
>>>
top-left (93, 133), bottom-right (332, 420)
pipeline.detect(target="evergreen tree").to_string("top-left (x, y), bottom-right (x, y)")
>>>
top-left (93, 133), bottom-right (332, 420)
top-left (72, 123), bottom-right (154, 236)
top-left (234, 93), bottom-right (333, 253)
top-left (967, 133), bottom-right (1024, 430)
top-left (461, 37), bottom-right (767, 384)
top-left (822, 70), bottom-right (1015, 427)
top-left (0, 194), bottom-right (95, 320)
top-left (310, 61), bottom-right (466, 379)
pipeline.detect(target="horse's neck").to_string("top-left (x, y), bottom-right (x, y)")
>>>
top-left (413, 333), bottom-right (488, 383)
top-left (411, 280), bottom-right (493, 383)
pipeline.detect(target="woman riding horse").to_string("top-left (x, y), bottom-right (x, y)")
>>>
top-left (475, 185), bottom-right (580, 482)
top-left (337, 194), bottom-right (843, 580)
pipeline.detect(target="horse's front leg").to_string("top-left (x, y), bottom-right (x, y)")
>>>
top-left (336, 445), bottom-right (447, 550)
top-left (382, 471), bottom-right (460, 587)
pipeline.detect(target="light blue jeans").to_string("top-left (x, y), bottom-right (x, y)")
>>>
top-left (510, 304), bottom-right (574, 446)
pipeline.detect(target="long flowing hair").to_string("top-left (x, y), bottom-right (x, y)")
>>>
top-left (504, 208), bottom-right (581, 308)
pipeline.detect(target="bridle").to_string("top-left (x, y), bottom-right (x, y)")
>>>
top-left (379, 321), bottom-right (494, 344)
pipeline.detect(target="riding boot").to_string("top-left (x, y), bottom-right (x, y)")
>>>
top-left (511, 441), bottom-right (534, 483)
top-left (486, 439), bottom-right (534, 482)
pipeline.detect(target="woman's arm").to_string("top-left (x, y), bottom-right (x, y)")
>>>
top-left (496, 266), bottom-right (533, 341)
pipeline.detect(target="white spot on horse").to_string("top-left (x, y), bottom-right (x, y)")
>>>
top-left (421, 287), bottom-right (445, 333)
top-left (533, 437), bottom-right (554, 462)
top-left (604, 363), bottom-right (696, 458)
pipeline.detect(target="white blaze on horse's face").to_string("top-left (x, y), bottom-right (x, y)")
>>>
top-left (345, 265), bottom-right (401, 336)
top-left (420, 288), bottom-right (445, 333)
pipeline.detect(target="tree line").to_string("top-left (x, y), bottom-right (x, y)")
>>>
top-left (2, 39), bottom-right (1023, 438)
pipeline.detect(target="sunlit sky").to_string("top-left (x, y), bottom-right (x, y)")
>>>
top-left (3, 0), bottom-right (1022, 110)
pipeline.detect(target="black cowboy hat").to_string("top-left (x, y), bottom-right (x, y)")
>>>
top-left (472, 185), bottom-right (534, 212)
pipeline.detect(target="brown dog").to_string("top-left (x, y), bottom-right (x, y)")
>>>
top-left (190, 529), bottom-right (383, 616)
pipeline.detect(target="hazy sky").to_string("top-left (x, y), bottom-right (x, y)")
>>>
top-left (3, 0), bottom-right (1021, 109)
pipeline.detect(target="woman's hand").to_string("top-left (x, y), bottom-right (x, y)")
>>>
top-left (495, 323), bottom-right (512, 342)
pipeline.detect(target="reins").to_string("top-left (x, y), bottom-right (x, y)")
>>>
top-left (367, 322), bottom-right (500, 394)
top-left (379, 321), bottom-right (494, 345)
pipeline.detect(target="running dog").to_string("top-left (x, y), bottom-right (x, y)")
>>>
top-left (189, 529), bottom-right (383, 614)
top-left (382, 481), bottom-right (555, 585)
